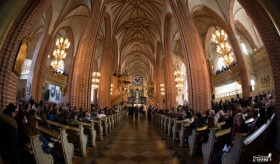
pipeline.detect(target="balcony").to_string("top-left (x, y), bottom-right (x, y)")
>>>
top-left (44, 67), bottom-right (68, 87)
top-left (210, 65), bottom-right (240, 87)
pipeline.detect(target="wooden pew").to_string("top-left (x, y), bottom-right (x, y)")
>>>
top-left (202, 128), bottom-right (231, 164)
top-left (109, 115), bottom-right (115, 130)
top-left (44, 119), bottom-right (87, 157)
top-left (222, 114), bottom-right (275, 164)
top-left (188, 121), bottom-right (225, 156)
top-left (160, 115), bottom-right (165, 130)
top-left (29, 134), bottom-right (54, 164)
top-left (93, 119), bottom-right (103, 141)
top-left (79, 121), bottom-right (96, 147)
top-left (168, 118), bottom-right (174, 137)
top-left (179, 121), bottom-right (192, 147)
top-left (37, 126), bottom-right (74, 164)
top-left (188, 126), bottom-right (208, 156)
top-left (100, 117), bottom-right (108, 136)
top-left (172, 119), bottom-right (185, 141)
top-left (164, 116), bottom-right (170, 133)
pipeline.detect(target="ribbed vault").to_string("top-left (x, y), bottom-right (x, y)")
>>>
top-left (109, 0), bottom-right (164, 81)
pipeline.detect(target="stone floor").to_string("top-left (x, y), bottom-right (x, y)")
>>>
top-left (83, 116), bottom-right (197, 164)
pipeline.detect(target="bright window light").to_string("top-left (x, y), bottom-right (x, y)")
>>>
top-left (241, 42), bottom-right (249, 55)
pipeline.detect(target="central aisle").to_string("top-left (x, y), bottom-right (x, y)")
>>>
top-left (86, 116), bottom-right (189, 164)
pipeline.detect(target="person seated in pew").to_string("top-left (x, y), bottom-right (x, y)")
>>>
top-left (259, 106), bottom-right (267, 125)
top-left (203, 109), bottom-right (210, 121)
top-left (0, 103), bottom-right (19, 164)
top-left (222, 110), bottom-right (233, 129)
top-left (66, 112), bottom-right (80, 126)
top-left (266, 105), bottom-right (275, 119)
top-left (82, 112), bottom-right (91, 123)
top-left (177, 107), bottom-right (185, 120)
top-left (78, 107), bottom-right (84, 119)
top-left (27, 109), bottom-right (37, 121)
top-left (217, 110), bottom-right (226, 122)
top-left (243, 107), bottom-right (252, 120)
top-left (97, 109), bottom-right (106, 119)
top-left (16, 111), bottom-right (29, 149)
top-left (215, 113), bottom-right (249, 164)
top-left (202, 116), bottom-right (222, 144)
top-left (49, 108), bottom-right (59, 122)
top-left (249, 109), bottom-right (264, 134)
top-left (24, 117), bottom-right (64, 163)
top-left (189, 112), bottom-right (206, 129)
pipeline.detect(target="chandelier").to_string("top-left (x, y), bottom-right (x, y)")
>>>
top-left (160, 83), bottom-right (165, 95)
top-left (211, 29), bottom-right (234, 67)
top-left (211, 29), bottom-right (228, 43)
top-left (51, 37), bottom-right (70, 72)
top-left (110, 84), bottom-right (113, 95)
top-left (92, 72), bottom-right (101, 89)
top-left (217, 41), bottom-right (231, 55)
top-left (50, 59), bottom-right (63, 72)
top-left (222, 53), bottom-right (234, 66)
top-left (174, 70), bottom-right (184, 89)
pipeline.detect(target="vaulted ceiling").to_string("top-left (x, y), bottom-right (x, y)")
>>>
top-left (108, 0), bottom-right (165, 81)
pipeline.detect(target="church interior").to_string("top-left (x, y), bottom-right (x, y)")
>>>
top-left (0, 0), bottom-right (280, 163)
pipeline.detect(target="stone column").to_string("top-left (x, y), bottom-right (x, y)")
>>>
top-left (93, 89), bottom-right (98, 105)
top-left (168, 0), bottom-right (211, 112)
top-left (164, 15), bottom-right (176, 109)
top-left (98, 15), bottom-right (113, 108)
top-left (228, 33), bottom-right (251, 98)
top-left (71, 0), bottom-right (106, 110)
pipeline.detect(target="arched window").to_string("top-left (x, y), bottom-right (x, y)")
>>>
top-left (217, 57), bottom-right (225, 70)
top-left (241, 42), bottom-right (249, 55)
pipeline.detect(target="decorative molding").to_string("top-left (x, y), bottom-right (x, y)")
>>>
top-left (44, 67), bottom-right (68, 87)
top-left (210, 65), bottom-right (240, 87)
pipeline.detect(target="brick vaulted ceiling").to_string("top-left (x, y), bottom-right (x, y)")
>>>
top-left (109, 0), bottom-right (164, 80)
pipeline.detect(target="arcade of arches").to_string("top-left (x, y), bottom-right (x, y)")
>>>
top-left (1, 0), bottom-right (280, 163)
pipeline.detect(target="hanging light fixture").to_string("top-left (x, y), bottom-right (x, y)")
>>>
top-left (216, 41), bottom-right (231, 55)
top-left (211, 29), bottom-right (228, 43)
top-left (174, 70), bottom-right (184, 90)
top-left (110, 84), bottom-right (113, 95)
top-left (51, 36), bottom-right (70, 73)
top-left (160, 83), bottom-right (165, 95)
top-left (211, 28), bottom-right (234, 67)
top-left (92, 71), bottom-right (101, 90)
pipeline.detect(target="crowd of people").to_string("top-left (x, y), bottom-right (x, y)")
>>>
top-left (215, 61), bottom-right (237, 75)
top-left (150, 91), bottom-right (275, 163)
top-left (0, 90), bottom-right (275, 164)
top-left (128, 106), bottom-right (146, 120)
top-left (0, 97), bottom-right (123, 164)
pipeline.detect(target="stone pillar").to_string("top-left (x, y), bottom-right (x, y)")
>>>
top-left (98, 15), bottom-right (113, 108)
top-left (168, 0), bottom-right (211, 112)
top-left (154, 42), bottom-right (164, 107)
top-left (93, 89), bottom-right (98, 105)
top-left (164, 15), bottom-right (176, 109)
top-left (0, 0), bottom-right (52, 109)
top-left (228, 34), bottom-right (251, 98)
top-left (71, 0), bottom-right (106, 110)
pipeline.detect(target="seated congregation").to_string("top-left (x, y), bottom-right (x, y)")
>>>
top-left (152, 91), bottom-right (275, 164)
top-left (0, 99), bottom-right (126, 164)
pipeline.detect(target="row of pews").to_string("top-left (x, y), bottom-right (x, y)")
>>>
top-left (24, 110), bottom-right (127, 164)
top-left (153, 113), bottom-right (275, 164)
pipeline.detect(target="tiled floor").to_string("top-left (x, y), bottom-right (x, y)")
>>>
top-left (84, 117), bottom-right (195, 164)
